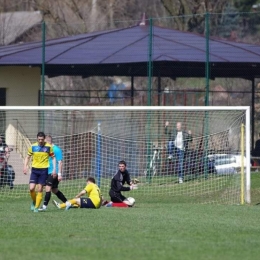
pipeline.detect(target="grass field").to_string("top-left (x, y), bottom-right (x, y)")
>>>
top-left (1, 173), bottom-right (260, 260)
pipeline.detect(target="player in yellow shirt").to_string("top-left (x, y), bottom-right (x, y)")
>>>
top-left (23, 132), bottom-right (56, 212)
top-left (53, 177), bottom-right (102, 210)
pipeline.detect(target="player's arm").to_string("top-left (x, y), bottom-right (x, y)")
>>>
top-left (126, 174), bottom-right (138, 190)
top-left (50, 146), bottom-right (56, 175)
top-left (49, 147), bottom-right (57, 178)
top-left (57, 160), bottom-right (63, 181)
top-left (58, 160), bottom-right (62, 174)
top-left (52, 156), bottom-right (56, 175)
top-left (23, 155), bottom-right (31, 174)
top-left (126, 172), bottom-right (138, 189)
top-left (56, 147), bottom-right (63, 181)
top-left (116, 180), bottom-right (136, 191)
top-left (126, 173), bottom-right (132, 185)
top-left (74, 189), bottom-right (86, 199)
top-left (114, 173), bottom-right (131, 191)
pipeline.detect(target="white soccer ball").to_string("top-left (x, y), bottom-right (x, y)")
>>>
top-left (127, 197), bottom-right (135, 206)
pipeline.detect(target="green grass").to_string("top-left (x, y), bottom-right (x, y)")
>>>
top-left (1, 173), bottom-right (260, 260)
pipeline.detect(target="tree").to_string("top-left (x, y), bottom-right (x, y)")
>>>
top-left (215, 3), bottom-right (240, 39)
top-left (234, 0), bottom-right (258, 12)
top-left (1, 0), bottom-right (260, 106)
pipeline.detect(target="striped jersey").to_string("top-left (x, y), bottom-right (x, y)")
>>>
top-left (28, 142), bottom-right (54, 168)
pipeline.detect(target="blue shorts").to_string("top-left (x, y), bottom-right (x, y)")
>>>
top-left (29, 168), bottom-right (48, 185)
top-left (80, 198), bottom-right (96, 209)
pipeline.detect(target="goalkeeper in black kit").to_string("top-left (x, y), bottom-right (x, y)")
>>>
top-left (106, 160), bottom-right (138, 207)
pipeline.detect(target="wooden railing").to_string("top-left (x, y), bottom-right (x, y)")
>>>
top-left (13, 119), bottom-right (31, 160)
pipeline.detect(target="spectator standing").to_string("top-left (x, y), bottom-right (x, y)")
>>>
top-left (164, 121), bottom-right (192, 183)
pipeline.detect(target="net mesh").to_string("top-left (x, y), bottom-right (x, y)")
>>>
top-left (0, 107), bottom-right (248, 204)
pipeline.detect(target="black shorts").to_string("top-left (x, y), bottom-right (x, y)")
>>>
top-left (80, 198), bottom-right (96, 209)
top-left (109, 190), bottom-right (127, 203)
top-left (46, 175), bottom-right (59, 189)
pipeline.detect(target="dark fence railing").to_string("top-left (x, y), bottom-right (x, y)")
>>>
top-left (43, 89), bottom-right (254, 107)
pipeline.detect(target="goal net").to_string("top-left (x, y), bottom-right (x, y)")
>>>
top-left (0, 106), bottom-right (250, 204)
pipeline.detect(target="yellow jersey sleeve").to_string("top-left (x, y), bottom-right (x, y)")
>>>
top-left (28, 146), bottom-right (33, 156)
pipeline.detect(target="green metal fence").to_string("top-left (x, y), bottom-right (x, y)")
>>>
top-left (34, 12), bottom-right (260, 108)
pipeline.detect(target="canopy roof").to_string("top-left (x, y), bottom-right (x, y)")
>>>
top-left (1, 24), bottom-right (260, 79)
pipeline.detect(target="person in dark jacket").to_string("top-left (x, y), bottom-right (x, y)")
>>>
top-left (0, 135), bottom-right (11, 158)
top-left (0, 135), bottom-right (14, 189)
top-left (252, 133), bottom-right (260, 165)
top-left (253, 133), bottom-right (260, 155)
top-left (164, 121), bottom-right (192, 183)
top-left (108, 160), bottom-right (137, 206)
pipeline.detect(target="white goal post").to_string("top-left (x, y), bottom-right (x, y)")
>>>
top-left (0, 106), bottom-right (250, 204)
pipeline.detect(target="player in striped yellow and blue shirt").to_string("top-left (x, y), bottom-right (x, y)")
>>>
top-left (23, 132), bottom-right (56, 212)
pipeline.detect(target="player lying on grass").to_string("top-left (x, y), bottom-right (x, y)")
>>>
top-left (105, 160), bottom-right (138, 207)
top-left (53, 176), bottom-right (102, 210)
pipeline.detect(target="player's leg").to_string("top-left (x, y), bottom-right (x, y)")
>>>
top-left (51, 178), bottom-right (71, 209)
top-left (54, 189), bottom-right (72, 209)
top-left (107, 190), bottom-right (130, 207)
top-left (109, 190), bottom-right (126, 203)
top-left (34, 183), bottom-right (44, 212)
top-left (53, 198), bottom-right (80, 210)
top-left (39, 178), bottom-right (52, 211)
top-left (52, 181), bottom-right (69, 203)
top-left (34, 169), bottom-right (48, 212)
top-left (39, 174), bottom-right (55, 211)
top-left (78, 198), bottom-right (96, 209)
top-left (29, 183), bottom-right (37, 210)
top-left (53, 188), bottom-right (68, 203)
top-left (29, 169), bottom-right (38, 211)
top-left (101, 197), bottom-right (110, 206)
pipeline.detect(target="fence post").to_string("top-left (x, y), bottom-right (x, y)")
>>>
top-left (41, 21), bottom-right (46, 106)
top-left (147, 17), bottom-right (153, 106)
top-left (205, 12), bottom-right (210, 106)
top-left (96, 122), bottom-right (101, 187)
top-left (146, 18), bottom-right (154, 182)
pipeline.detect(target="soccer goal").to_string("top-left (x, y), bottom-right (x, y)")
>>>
top-left (0, 106), bottom-right (250, 205)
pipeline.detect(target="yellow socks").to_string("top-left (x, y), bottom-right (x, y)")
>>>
top-left (35, 192), bottom-right (43, 208)
top-left (69, 199), bottom-right (77, 205)
top-left (30, 190), bottom-right (36, 203)
top-left (60, 199), bottom-right (77, 209)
